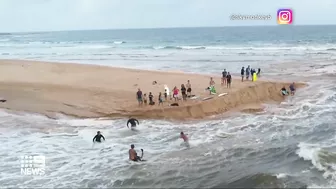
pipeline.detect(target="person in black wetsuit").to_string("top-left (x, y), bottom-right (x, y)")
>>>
top-left (127, 118), bottom-right (139, 129)
top-left (93, 131), bottom-right (105, 143)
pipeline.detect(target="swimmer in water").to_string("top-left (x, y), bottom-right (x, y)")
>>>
top-left (93, 131), bottom-right (105, 143)
top-left (180, 132), bottom-right (190, 147)
top-left (180, 132), bottom-right (189, 142)
top-left (127, 118), bottom-right (139, 129)
top-left (129, 144), bottom-right (143, 161)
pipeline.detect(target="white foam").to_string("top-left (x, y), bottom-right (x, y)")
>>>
top-left (297, 142), bottom-right (336, 184)
top-left (113, 41), bottom-right (125, 44)
top-left (275, 173), bottom-right (288, 179)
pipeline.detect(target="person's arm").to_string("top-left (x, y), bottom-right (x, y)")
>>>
top-left (127, 120), bottom-right (130, 128)
top-left (102, 135), bottom-right (105, 140)
top-left (93, 135), bottom-right (96, 142)
top-left (135, 119), bottom-right (139, 125)
top-left (140, 149), bottom-right (144, 158)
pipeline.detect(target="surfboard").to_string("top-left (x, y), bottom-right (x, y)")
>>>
top-left (218, 93), bottom-right (228, 97)
top-left (164, 85), bottom-right (170, 96)
top-left (202, 96), bottom-right (214, 101)
top-left (190, 96), bottom-right (199, 100)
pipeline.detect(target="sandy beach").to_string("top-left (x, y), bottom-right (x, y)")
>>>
top-left (0, 59), bottom-right (306, 120)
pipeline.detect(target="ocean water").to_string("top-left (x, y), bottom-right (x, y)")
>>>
top-left (0, 26), bottom-right (336, 188)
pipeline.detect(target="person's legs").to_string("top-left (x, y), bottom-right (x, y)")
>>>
top-left (136, 156), bottom-right (142, 161)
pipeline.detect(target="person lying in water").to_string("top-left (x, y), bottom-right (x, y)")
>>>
top-left (127, 118), bottom-right (139, 129)
top-left (93, 131), bottom-right (105, 143)
top-left (129, 144), bottom-right (143, 161)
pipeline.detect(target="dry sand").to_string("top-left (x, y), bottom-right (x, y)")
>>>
top-left (0, 59), bottom-right (306, 120)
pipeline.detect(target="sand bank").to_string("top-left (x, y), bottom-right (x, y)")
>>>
top-left (0, 59), bottom-right (306, 120)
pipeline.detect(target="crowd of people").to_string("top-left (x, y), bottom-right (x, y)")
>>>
top-left (92, 117), bottom-right (190, 162)
top-left (136, 80), bottom-right (193, 107)
top-left (239, 65), bottom-right (261, 82)
top-left (135, 66), bottom-right (297, 106)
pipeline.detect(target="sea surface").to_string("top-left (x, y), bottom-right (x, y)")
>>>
top-left (0, 26), bottom-right (336, 188)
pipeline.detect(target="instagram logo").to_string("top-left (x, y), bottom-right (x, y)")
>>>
top-left (277, 9), bottom-right (293, 24)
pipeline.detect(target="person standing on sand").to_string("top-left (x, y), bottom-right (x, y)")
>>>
top-left (257, 68), bottom-right (261, 77)
top-left (164, 89), bottom-right (168, 101)
top-left (226, 72), bottom-right (232, 88)
top-left (143, 93), bottom-right (148, 105)
top-left (136, 89), bottom-right (143, 106)
top-left (173, 87), bottom-right (179, 101)
top-left (149, 92), bottom-right (154, 105)
top-left (251, 69), bottom-right (255, 81)
top-left (181, 84), bottom-right (187, 101)
top-left (241, 67), bottom-right (245, 82)
top-left (210, 77), bottom-right (215, 86)
top-left (222, 69), bottom-right (227, 86)
top-left (246, 66), bottom-right (250, 80)
top-left (289, 82), bottom-right (296, 95)
top-left (158, 92), bottom-right (163, 105)
top-left (186, 80), bottom-right (192, 97)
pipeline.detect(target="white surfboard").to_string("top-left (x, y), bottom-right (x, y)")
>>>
top-left (218, 93), bottom-right (228, 97)
top-left (190, 96), bottom-right (199, 100)
top-left (202, 96), bottom-right (214, 101)
top-left (164, 85), bottom-right (170, 96)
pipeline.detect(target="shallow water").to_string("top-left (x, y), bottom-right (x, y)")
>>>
top-left (1, 26), bottom-right (336, 188)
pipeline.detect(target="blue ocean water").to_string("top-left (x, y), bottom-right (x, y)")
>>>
top-left (0, 26), bottom-right (336, 188)
top-left (1, 26), bottom-right (336, 73)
